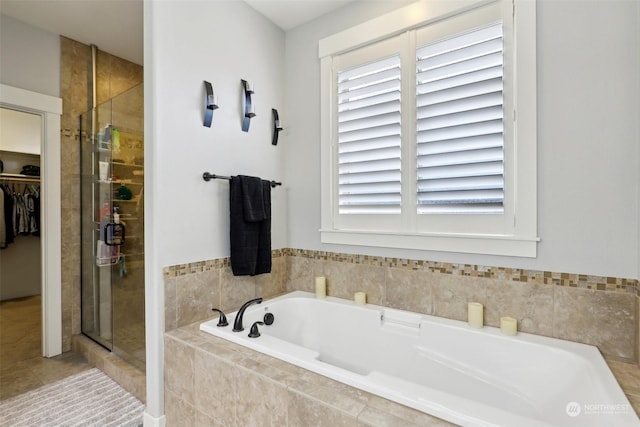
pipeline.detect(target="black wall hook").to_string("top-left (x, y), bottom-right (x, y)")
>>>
top-left (241, 79), bottom-right (255, 132)
top-left (203, 81), bottom-right (218, 127)
top-left (272, 108), bottom-right (283, 145)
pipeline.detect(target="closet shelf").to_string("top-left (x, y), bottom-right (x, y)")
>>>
top-left (0, 173), bottom-right (40, 182)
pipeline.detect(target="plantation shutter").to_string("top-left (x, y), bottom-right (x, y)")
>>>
top-left (416, 23), bottom-right (504, 214)
top-left (337, 55), bottom-right (402, 214)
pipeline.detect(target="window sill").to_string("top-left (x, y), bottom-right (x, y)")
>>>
top-left (320, 229), bottom-right (539, 258)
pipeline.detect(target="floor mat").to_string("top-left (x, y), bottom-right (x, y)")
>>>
top-left (0, 368), bottom-right (143, 427)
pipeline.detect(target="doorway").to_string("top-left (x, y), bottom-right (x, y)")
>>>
top-left (0, 84), bottom-right (63, 358)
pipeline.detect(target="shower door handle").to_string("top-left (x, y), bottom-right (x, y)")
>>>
top-left (104, 222), bottom-right (125, 246)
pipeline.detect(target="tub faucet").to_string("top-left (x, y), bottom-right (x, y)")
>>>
top-left (233, 297), bottom-right (263, 332)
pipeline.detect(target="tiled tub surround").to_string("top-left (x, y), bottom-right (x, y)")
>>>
top-left (165, 249), bottom-right (638, 362)
top-left (164, 252), bottom-right (287, 332)
top-left (164, 249), bottom-right (640, 425)
top-left (166, 319), bottom-right (640, 426)
top-left (199, 291), bottom-right (638, 426)
top-left (165, 324), bottom-right (455, 426)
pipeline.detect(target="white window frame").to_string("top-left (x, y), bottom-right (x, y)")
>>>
top-left (320, 0), bottom-right (538, 257)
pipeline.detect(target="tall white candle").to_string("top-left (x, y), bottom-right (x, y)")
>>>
top-left (315, 276), bottom-right (326, 299)
top-left (500, 316), bottom-right (518, 335)
top-left (354, 291), bottom-right (366, 305)
top-left (468, 302), bottom-right (484, 328)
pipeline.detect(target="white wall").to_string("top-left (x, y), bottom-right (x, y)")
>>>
top-left (284, 0), bottom-right (640, 279)
top-left (536, 0), bottom-right (639, 279)
top-left (150, 1), bottom-right (286, 269)
top-left (145, 0), bottom-right (286, 419)
top-left (0, 16), bottom-right (55, 301)
top-left (0, 14), bottom-right (60, 97)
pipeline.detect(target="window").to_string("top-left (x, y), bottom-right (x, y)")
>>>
top-left (416, 23), bottom-right (504, 215)
top-left (338, 54), bottom-right (402, 215)
top-left (320, 0), bottom-right (538, 257)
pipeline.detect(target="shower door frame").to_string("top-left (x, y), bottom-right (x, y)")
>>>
top-left (0, 84), bottom-right (63, 357)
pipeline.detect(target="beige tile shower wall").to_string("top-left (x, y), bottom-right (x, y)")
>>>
top-left (60, 37), bottom-right (142, 351)
top-left (60, 37), bottom-right (89, 352)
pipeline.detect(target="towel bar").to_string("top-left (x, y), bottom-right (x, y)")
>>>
top-left (202, 172), bottom-right (281, 188)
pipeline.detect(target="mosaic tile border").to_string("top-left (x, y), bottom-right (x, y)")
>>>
top-left (163, 248), bottom-right (286, 278)
top-left (163, 248), bottom-right (639, 294)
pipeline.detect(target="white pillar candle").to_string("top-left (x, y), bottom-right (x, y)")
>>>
top-left (354, 291), bottom-right (366, 305)
top-left (500, 316), bottom-right (518, 335)
top-left (315, 276), bottom-right (326, 299)
top-left (468, 302), bottom-right (484, 328)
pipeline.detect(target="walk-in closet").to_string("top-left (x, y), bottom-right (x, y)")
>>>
top-left (0, 106), bottom-right (43, 375)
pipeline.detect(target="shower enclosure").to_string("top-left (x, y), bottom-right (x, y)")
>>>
top-left (80, 83), bottom-right (145, 370)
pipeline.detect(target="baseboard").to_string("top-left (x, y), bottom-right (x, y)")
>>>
top-left (143, 411), bottom-right (166, 427)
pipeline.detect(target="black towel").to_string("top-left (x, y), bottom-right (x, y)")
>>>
top-left (230, 175), bottom-right (272, 276)
top-left (241, 176), bottom-right (267, 222)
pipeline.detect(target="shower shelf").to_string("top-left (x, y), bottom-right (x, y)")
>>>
top-left (112, 179), bottom-right (142, 185)
top-left (96, 255), bottom-right (121, 267)
top-left (112, 162), bottom-right (143, 168)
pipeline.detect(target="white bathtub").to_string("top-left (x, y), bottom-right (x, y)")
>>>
top-left (200, 291), bottom-right (638, 427)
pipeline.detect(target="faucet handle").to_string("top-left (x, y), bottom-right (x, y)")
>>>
top-left (211, 308), bottom-right (229, 327)
top-left (248, 321), bottom-right (265, 338)
top-left (263, 312), bottom-right (274, 325)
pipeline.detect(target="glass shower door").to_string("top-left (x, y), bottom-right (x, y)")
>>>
top-left (80, 100), bottom-right (117, 350)
top-left (109, 84), bottom-right (145, 370)
top-left (80, 84), bottom-right (145, 370)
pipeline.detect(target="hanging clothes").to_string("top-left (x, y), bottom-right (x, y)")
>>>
top-left (32, 186), bottom-right (40, 236)
top-left (25, 190), bottom-right (38, 235)
top-left (14, 193), bottom-right (28, 235)
top-left (0, 182), bottom-right (40, 248)
top-left (2, 184), bottom-right (15, 246)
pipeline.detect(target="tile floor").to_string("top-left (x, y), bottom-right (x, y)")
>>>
top-left (0, 295), bottom-right (91, 400)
